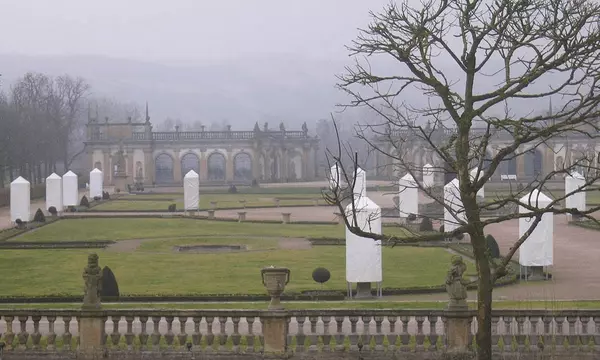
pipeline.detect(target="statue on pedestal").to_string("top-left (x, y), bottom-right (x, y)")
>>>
top-left (446, 255), bottom-right (469, 310)
top-left (82, 253), bottom-right (103, 310)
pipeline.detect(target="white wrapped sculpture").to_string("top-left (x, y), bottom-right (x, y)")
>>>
top-left (519, 189), bottom-right (553, 268)
top-left (444, 178), bottom-right (466, 233)
top-left (470, 167), bottom-right (485, 198)
top-left (45, 173), bottom-right (63, 213)
top-left (398, 173), bottom-right (418, 218)
top-left (328, 164), bottom-right (342, 190)
top-left (345, 196), bottom-right (382, 284)
top-left (62, 170), bottom-right (79, 207)
top-left (565, 172), bottom-right (586, 219)
top-left (352, 167), bottom-right (367, 199)
top-left (89, 168), bottom-right (104, 199)
top-left (11, 177), bottom-right (31, 222)
top-left (423, 163), bottom-right (434, 188)
top-left (183, 170), bottom-right (200, 211)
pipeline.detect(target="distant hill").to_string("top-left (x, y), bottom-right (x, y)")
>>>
top-left (0, 53), bottom-right (350, 130)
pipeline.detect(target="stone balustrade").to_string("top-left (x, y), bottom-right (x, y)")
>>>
top-left (1, 309), bottom-right (600, 355)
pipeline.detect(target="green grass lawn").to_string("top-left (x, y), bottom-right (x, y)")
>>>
top-left (0, 246), bottom-right (453, 296)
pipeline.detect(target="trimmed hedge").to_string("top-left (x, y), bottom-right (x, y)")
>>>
top-left (0, 241), bottom-right (115, 249)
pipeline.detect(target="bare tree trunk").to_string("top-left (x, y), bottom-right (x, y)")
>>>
top-left (473, 242), bottom-right (493, 360)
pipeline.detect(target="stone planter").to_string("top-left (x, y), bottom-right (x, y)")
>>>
top-left (261, 266), bottom-right (290, 310)
top-left (274, 198), bottom-right (280, 207)
top-left (207, 210), bottom-right (215, 219)
top-left (281, 213), bottom-right (291, 224)
top-left (237, 212), bottom-right (246, 222)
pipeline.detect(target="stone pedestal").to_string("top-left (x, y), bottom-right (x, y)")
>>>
top-left (445, 310), bottom-right (471, 353)
top-left (262, 313), bottom-right (289, 355)
top-left (208, 210), bottom-right (215, 219)
top-left (238, 212), bottom-right (246, 222)
top-left (281, 213), bottom-right (291, 224)
top-left (526, 266), bottom-right (548, 281)
top-left (113, 173), bottom-right (128, 193)
top-left (78, 316), bottom-right (104, 358)
top-left (354, 282), bottom-right (373, 298)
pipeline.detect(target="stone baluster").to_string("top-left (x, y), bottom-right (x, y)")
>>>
top-left (177, 317), bottom-right (188, 349)
top-left (428, 315), bottom-right (439, 351)
top-left (542, 316), bottom-right (553, 346)
top-left (334, 316), bottom-right (345, 351)
top-left (46, 316), bottom-right (57, 350)
top-left (361, 315), bottom-right (373, 350)
top-left (528, 316), bottom-right (540, 347)
top-left (110, 316), bottom-right (121, 348)
top-left (295, 316), bottom-right (306, 352)
top-left (515, 316), bottom-right (526, 349)
top-left (63, 316), bottom-right (73, 351)
top-left (192, 317), bottom-right (202, 350)
top-left (580, 317), bottom-right (590, 347)
top-left (502, 316), bottom-right (513, 350)
top-left (151, 316), bottom-right (161, 350)
top-left (257, 317), bottom-right (265, 352)
top-left (555, 316), bottom-right (565, 346)
top-left (139, 316), bottom-right (149, 350)
top-left (399, 316), bottom-right (411, 351)
top-left (4, 316), bottom-right (14, 350)
top-left (231, 316), bottom-right (241, 352)
top-left (593, 317), bottom-right (600, 351)
top-left (246, 317), bottom-right (256, 351)
top-left (373, 316), bottom-right (385, 351)
top-left (308, 316), bottom-right (319, 351)
top-left (31, 316), bottom-right (42, 350)
top-left (17, 316), bottom-right (29, 350)
top-left (387, 316), bottom-right (398, 351)
top-left (101, 316), bottom-right (108, 346)
top-left (125, 316), bottom-right (135, 350)
top-left (321, 316), bottom-right (332, 351)
top-left (218, 316), bottom-right (228, 351)
top-left (491, 316), bottom-right (500, 349)
top-left (205, 316), bottom-right (215, 351)
top-left (348, 316), bottom-right (360, 351)
top-left (415, 316), bottom-right (425, 351)
top-left (567, 316), bottom-right (578, 346)
top-left (164, 317), bottom-right (175, 349)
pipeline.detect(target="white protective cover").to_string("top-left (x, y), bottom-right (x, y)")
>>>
top-left (519, 189), bottom-right (553, 266)
top-left (183, 170), bottom-right (200, 210)
top-left (565, 172), bottom-right (586, 214)
top-left (62, 171), bottom-right (79, 207)
top-left (328, 164), bottom-right (342, 189)
top-left (444, 178), bottom-right (466, 232)
top-left (423, 163), bottom-right (434, 188)
top-left (398, 173), bottom-right (418, 218)
top-left (469, 167), bottom-right (485, 198)
top-left (10, 176), bottom-right (31, 222)
top-left (89, 168), bottom-right (104, 199)
top-left (352, 167), bottom-right (367, 199)
top-left (45, 173), bottom-right (63, 212)
top-left (345, 196), bottom-right (383, 283)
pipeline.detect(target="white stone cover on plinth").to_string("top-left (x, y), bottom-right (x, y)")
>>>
top-left (345, 196), bottom-right (382, 283)
top-left (398, 173), bottom-right (418, 218)
top-left (89, 168), bottom-right (104, 199)
top-left (444, 178), bottom-right (466, 233)
top-left (565, 172), bottom-right (586, 215)
top-left (11, 176), bottom-right (30, 222)
top-left (329, 164), bottom-right (342, 190)
top-left (62, 171), bottom-right (79, 207)
top-left (183, 170), bottom-right (200, 211)
top-left (423, 163), bottom-right (434, 188)
top-left (45, 173), bottom-right (63, 212)
top-left (518, 189), bottom-right (553, 267)
top-left (352, 167), bottom-right (367, 199)
top-left (470, 167), bottom-right (485, 198)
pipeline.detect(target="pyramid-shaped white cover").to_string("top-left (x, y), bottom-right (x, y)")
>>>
top-left (519, 189), bottom-right (553, 266)
top-left (352, 167), bottom-right (367, 199)
top-left (89, 168), bottom-right (104, 199)
top-left (423, 163), bottom-right (434, 187)
top-left (469, 167), bottom-right (485, 198)
top-left (345, 195), bottom-right (382, 283)
top-left (398, 173), bottom-right (418, 217)
top-left (444, 178), bottom-right (466, 232)
top-left (565, 172), bottom-right (586, 212)
top-left (183, 170), bottom-right (200, 210)
top-left (46, 173), bottom-right (63, 212)
top-left (11, 176), bottom-right (30, 222)
top-left (62, 171), bottom-right (79, 206)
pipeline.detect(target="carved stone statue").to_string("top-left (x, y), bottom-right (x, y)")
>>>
top-left (263, 122), bottom-right (269, 132)
top-left (114, 142), bottom-right (126, 175)
top-left (446, 255), bottom-right (469, 310)
top-left (135, 161), bottom-right (143, 179)
top-left (279, 122), bottom-right (286, 132)
top-left (82, 253), bottom-right (103, 309)
top-left (302, 121), bottom-right (308, 134)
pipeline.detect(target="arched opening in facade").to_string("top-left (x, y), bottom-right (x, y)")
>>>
top-left (155, 153), bottom-right (174, 184)
top-left (498, 152), bottom-right (517, 177)
top-left (524, 148), bottom-right (543, 179)
top-left (181, 152), bottom-right (200, 178)
top-left (233, 153), bottom-right (252, 181)
top-left (207, 152), bottom-right (226, 181)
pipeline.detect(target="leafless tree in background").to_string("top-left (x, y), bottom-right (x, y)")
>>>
top-left (325, 0), bottom-right (600, 358)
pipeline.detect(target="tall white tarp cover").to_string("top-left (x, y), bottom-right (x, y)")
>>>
top-left (329, 164), bottom-right (342, 190)
top-left (398, 173), bottom-right (418, 218)
top-left (352, 167), bottom-right (367, 199)
top-left (469, 167), bottom-right (485, 198)
top-left (345, 196), bottom-right (382, 283)
top-left (423, 164), bottom-right (434, 188)
top-left (444, 178), bottom-right (466, 232)
top-left (45, 173), bottom-right (63, 212)
top-left (89, 168), bottom-right (104, 199)
top-left (565, 172), bottom-right (586, 216)
top-left (10, 177), bottom-right (30, 222)
top-left (519, 190), bottom-right (553, 266)
top-left (62, 171), bottom-right (79, 207)
top-left (183, 170), bottom-right (200, 211)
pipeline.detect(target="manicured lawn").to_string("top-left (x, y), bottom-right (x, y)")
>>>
top-left (0, 246), bottom-right (454, 296)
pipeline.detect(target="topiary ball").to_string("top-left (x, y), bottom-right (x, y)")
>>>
top-left (407, 213), bottom-right (417, 221)
top-left (48, 206), bottom-right (57, 216)
top-left (312, 267), bottom-right (331, 284)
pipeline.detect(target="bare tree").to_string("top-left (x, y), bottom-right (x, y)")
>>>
top-left (327, 0), bottom-right (600, 359)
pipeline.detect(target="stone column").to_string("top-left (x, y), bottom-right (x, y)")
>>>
top-left (313, 145), bottom-right (319, 179)
top-left (544, 146), bottom-right (555, 179)
top-left (516, 149), bottom-right (525, 179)
top-left (143, 149), bottom-right (154, 185)
top-left (200, 149), bottom-right (208, 182)
top-left (226, 148), bottom-right (234, 182)
top-left (262, 312), bottom-right (289, 355)
top-left (251, 151), bottom-right (260, 181)
top-left (103, 150), bottom-right (110, 184)
top-left (302, 145), bottom-right (310, 181)
top-left (126, 151), bottom-right (134, 183)
top-left (281, 148), bottom-right (288, 181)
top-left (173, 150), bottom-right (182, 183)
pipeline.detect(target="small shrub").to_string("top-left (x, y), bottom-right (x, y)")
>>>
top-left (312, 267), bottom-right (331, 284)
top-left (485, 234), bottom-right (501, 259)
top-left (419, 217), bottom-right (433, 232)
top-left (102, 191), bottom-right (110, 200)
top-left (80, 196), bottom-right (90, 208)
top-left (15, 218), bottom-right (24, 229)
top-left (116, 188), bottom-right (121, 193)
top-left (454, 232), bottom-right (464, 241)
top-left (48, 206), bottom-right (58, 216)
top-left (68, 206), bottom-right (77, 212)
top-left (407, 213), bottom-right (417, 221)
top-left (33, 208), bottom-right (46, 223)
top-left (168, 204), bottom-right (177, 212)
top-left (439, 224), bottom-right (445, 233)
top-left (101, 266), bottom-right (120, 298)
top-left (93, 196), bottom-right (101, 201)
top-left (228, 185), bottom-right (238, 194)
top-left (251, 179), bottom-right (259, 188)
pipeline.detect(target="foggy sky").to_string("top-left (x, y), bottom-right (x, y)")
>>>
top-left (0, 0), bottom-right (391, 64)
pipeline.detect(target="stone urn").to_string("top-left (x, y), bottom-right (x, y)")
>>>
top-left (261, 266), bottom-right (290, 310)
